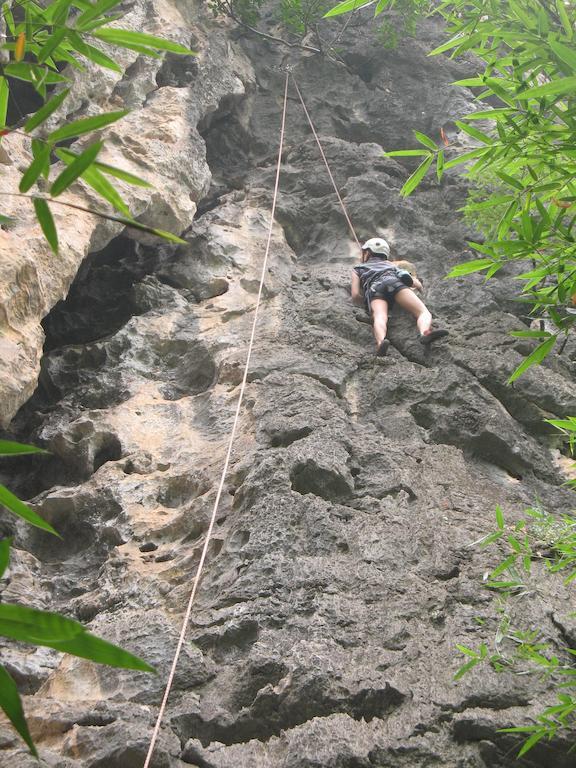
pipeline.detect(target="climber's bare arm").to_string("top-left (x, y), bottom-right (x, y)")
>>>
top-left (351, 272), bottom-right (364, 307)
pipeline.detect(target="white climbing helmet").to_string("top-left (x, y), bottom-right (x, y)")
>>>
top-left (362, 237), bottom-right (390, 257)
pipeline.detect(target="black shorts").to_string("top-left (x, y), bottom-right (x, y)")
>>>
top-left (368, 277), bottom-right (409, 309)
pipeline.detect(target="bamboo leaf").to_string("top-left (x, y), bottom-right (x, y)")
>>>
top-left (0, 538), bottom-right (10, 579)
top-left (383, 149), bottom-right (431, 157)
top-left (51, 140), bottom-right (103, 196)
top-left (0, 440), bottom-right (47, 456)
top-left (0, 77), bottom-right (8, 128)
top-left (0, 604), bottom-right (155, 672)
top-left (19, 144), bottom-right (51, 193)
top-left (25, 88), bottom-right (70, 132)
top-left (323, 0), bottom-right (374, 17)
top-left (56, 148), bottom-right (130, 215)
top-left (37, 27), bottom-right (68, 64)
top-left (0, 665), bottom-right (36, 756)
top-left (92, 161), bottom-right (152, 187)
top-left (550, 39), bottom-right (576, 73)
top-left (66, 30), bottom-right (122, 72)
top-left (447, 258), bottom-right (495, 277)
top-left (516, 76), bottom-right (576, 100)
top-left (33, 197), bottom-right (59, 254)
top-left (414, 130), bottom-right (437, 150)
top-left (48, 110), bottom-right (128, 143)
top-left (507, 335), bottom-right (557, 383)
top-left (400, 154), bottom-right (434, 197)
top-left (92, 28), bottom-right (195, 55)
top-left (75, 0), bottom-right (124, 28)
top-left (0, 483), bottom-right (58, 535)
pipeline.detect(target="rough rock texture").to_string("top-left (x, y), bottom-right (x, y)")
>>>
top-left (1, 2), bottom-right (576, 767)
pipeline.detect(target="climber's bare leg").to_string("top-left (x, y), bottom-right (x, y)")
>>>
top-left (394, 288), bottom-right (432, 336)
top-left (371, 299), bottom-right (389, 347)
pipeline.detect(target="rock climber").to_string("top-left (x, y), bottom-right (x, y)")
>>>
top-left (351, 237), bottom-right (449, 357)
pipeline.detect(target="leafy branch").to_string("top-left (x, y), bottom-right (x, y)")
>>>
top-left (0, 0), bottom-right (196, 251)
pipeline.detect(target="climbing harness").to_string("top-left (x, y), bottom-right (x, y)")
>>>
top-left (144, 71), bottom-right (361, 766)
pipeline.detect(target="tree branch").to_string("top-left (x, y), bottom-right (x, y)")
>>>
top-left (222, 2), bottom-right (321, 54)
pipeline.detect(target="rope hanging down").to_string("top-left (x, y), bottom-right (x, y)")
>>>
top-left (144, 73), bottom-right (361, 766)
top-left (142, 71), bottom-right (290, 768)
top-left (291, 75), bottom-right (362, 252)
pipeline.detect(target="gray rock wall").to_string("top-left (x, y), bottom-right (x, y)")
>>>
top-left (1, 3), bottom-right (576, 767)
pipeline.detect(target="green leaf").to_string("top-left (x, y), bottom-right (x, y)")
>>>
top-left (400, 154), bottom-right (434, 197)
top-left (0, 483), bottom-right (58, 535)
top-left (75, 0), bottom-right (124, 29)
top-left (496, 505), bottom-right (505, 530)
top-left (323, 0), bottom-right (374, 18)
top-left (454, 657), bottom-right (480, 680)
top-left (33, 197), bottom-right (59, 254)
top-left (456, 644), bottom-right (478, 657)
top-left (455, 120), bottom-right (494, 144)
top-left (515, 76), bottom-right (576, 100)
top-left (0, 665), bottom-right (36, 756)
top-left (0, 77), bottom-right (8, 129)
top-left (4, 62), bottom-right (68, 85)
top-left (0, 440), bottom-right (47, 456)
top-left (443, 147), bottom-right (490, 170)
top-left (490, 554), bottom-right (517, 579)
top-left (550, 39), bottom-right (576, 73)
top-left (48, 110), bottom-right (128, 143)
top-left (56, 148), bottom-right (130, 215)
top-left (507, 335), bottom-right (557, 383)
top-left (428, 34), bottom-right (467, 57)
top-left (0, 538), bottom-right (10, 579)
top-left (37, 27), bottom-right (68, 64)
top-left (436, 149), bottom-right (444, 181)
top-left (92, 161), bottom-right (152, 187)
top-left (414, 130), bottom-right (437, 150)
top-left (383, 149), bottom-right (432, 157)
top-left (24, 88), bottom-right (70, 133)
top-left (0, 603), bottom-right (154, 672)
top-left (510, 329), bottom-right (553, 339)
top-left (518, 730), bottom-right (547, 757)
top-left (92, 28), bottom-right (195, 55)
top-left (2, 2), bottom-right (15, 36)
top-left (0, 603), bottom-right (85, 642)
top-left (51, 141), bottom-right (103, 196)
top-left (66, 31), bottom-right (122, 72)
top-left (47, 631), bottom-right (155, 671)
top-left (447, 258), bottom-right (495, 277)
top-left (19, 144), bottom-right (51, 193)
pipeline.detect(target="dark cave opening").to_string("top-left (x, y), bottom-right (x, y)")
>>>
top-left (41, 234), bottom-right (158, 351)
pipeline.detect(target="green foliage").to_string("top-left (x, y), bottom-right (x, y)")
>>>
top-left (280, 0), bottom-right (331, 36)
top-left (0, 440), bottom-right (155, 755)
top-left (0, 0), bottom-right (196, 250)
top-left (458, 471), bottom-right (576, 757)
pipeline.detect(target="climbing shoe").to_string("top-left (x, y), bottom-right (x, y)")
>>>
top-left (376, 339), bottom-right (390, 357)
top-left (419, 329), bottom-right (449, 345)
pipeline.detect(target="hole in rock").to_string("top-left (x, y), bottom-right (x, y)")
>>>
top-left (156, 52), bottom-right (198, 87)
top-left (199, 93), bottom-right (252, 181)
top-left (42, 234), bottom-right (158, 351)
top-left (269, 426), bottom-right (313, 448)
top-left (290, 460), bottom-right (352, 501)
top-left (157, 475), bottom-right (210, 508)
top-left (93, 435), bottom-right (122, 472)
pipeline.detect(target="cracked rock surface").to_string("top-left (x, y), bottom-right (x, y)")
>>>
top-left (1, 3), bottom-right (576, 767)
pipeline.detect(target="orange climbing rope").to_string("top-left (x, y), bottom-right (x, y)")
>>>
top-left (291, 75), bottom-right (362, 252)
top-left (144, 73), bottom-right (361, 766)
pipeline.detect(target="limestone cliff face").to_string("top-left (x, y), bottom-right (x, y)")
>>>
top-left (1, 3), bottom-right (576, 767)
